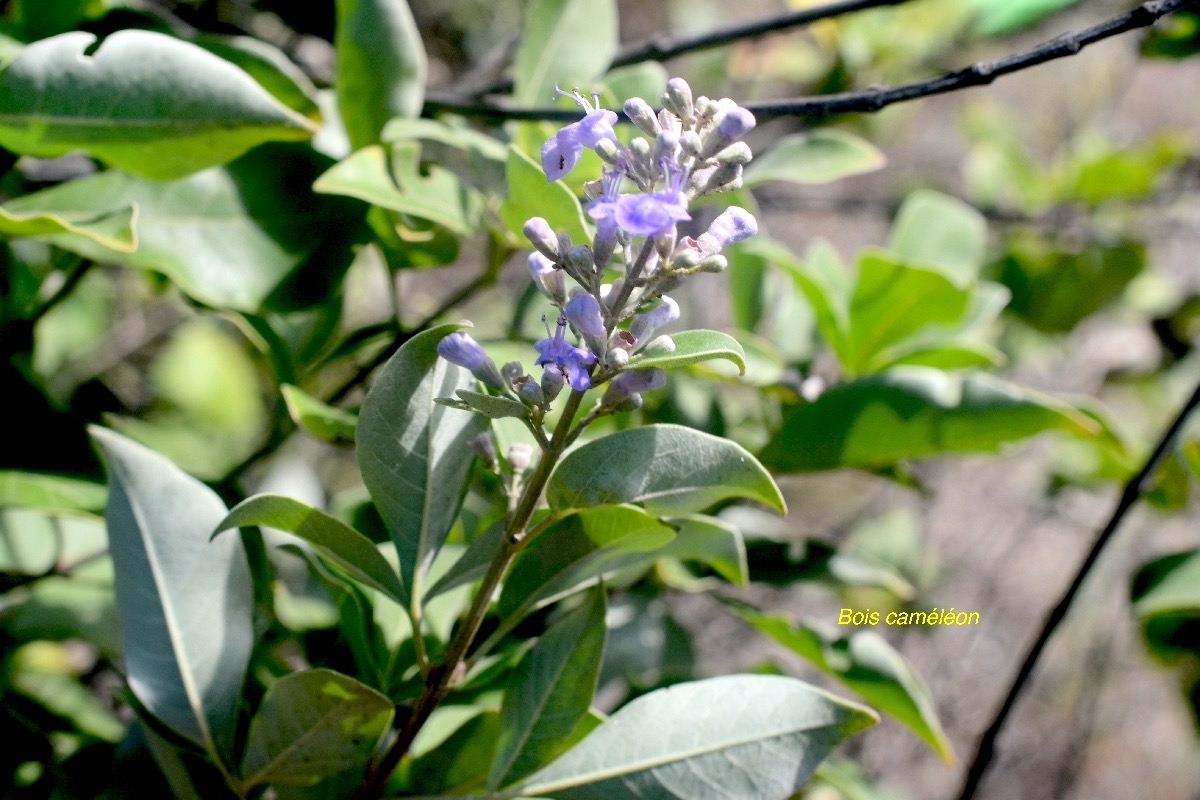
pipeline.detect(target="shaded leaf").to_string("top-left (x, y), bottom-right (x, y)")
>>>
top-left (215, 494), bottom-right (405, 604)
top-left (0, 202), bottom-right (136, 252)
top-left (0, 30), bottom-right (314, 179)
top-left (513, 0), bottom-right (617, 105)
top-left (192, 34), bottom-right (321, 121)
top-left (0, 471), bottom-right (106, 514)
top-left (424, 521), bottom-right (505, 600)
top-left (241, 669), bottom-right (393, 789)
top-left (730, 605), bottom-right (953, 760)
top-left (356, 324), bottom-right (488, 604)
top-left (90, 427), bottom-right (252, 762)
top-left (515, 675), bottom-right (877, 799)
top-left (744, 130), bottom-right (886, 187)
top-left (760, 367), bottom-right (1099, 472)
top-left (630, 329), bottom-right (746, 375)
top-left (335, 0), bottom-right (427, 150)
top-left (657, 514), bottom-right (747, 585)
top-left (491, 586), bottom-right (607, 789)
top-left (548, 424), bottom-right (785, 515)
top-left (888, 190), bottom-right (987, 286)
top-left (499, 145), bottom-right (591, 245)
top-left (457, 389), bottom-right (530, 419)
top-left (281, 384), bottom-right (358, 444)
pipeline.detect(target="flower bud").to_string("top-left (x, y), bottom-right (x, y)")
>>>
top-left (699, 254), bottom-right (728, 273)
top-left (664, 78), bottom-right (693, 121)
top-left (654, 130), bottom-right (679, 161)
top-left (654, 229), bottom-right (677, 261)
top-left (643, 335), bottom-right (676, 355)
top-left (680, 131), bottom-right (703, 156)
top-left (602, 367), bottom-right (667, 407)
top-left (528, 252), bottom-right (566, 304)
top-left (565, 244), bottom-right (595, 276)
top-left (468, 432), bottom-right (496, 466)
top-left (513, 375), bottom-right (545, 407)
top-left (624, 97), bottom-right (660, 137)
top-left (593, 230), bottom-right (617, 270)
top-left (600, 279), bottom-right (624, 309)
top-left (716, 141), bottom-right (753, 165)
top-left (557, 231), bottom-right (574, 255)
top-left (658, 109), bottom-right (681, 136)
top-left (502, 361), bottom-right (524, 386)
top-left (701, 107), bottom-right (756, 159)
top-left (696, 163), bottom-right (743, 194)
top-left (629, 136), bottom-right (651, 160)
top-left (594, 137), bottom-right (621, 165)
top-left (630, 296), bottom-right (680, 345)
top-left (541, 363), bottom-right (565, 401)
top-left (565, 292), bottom-right (608, 358)
top-left (697, 207), bottom-right (758, 252)
top-left (437, 332), bottom-right (505, 390)
top-left (605, 348), bottom-right (630, 369)
top-left (523, 217), bottom-right (559, 261)
top-left (694, 95), bottom-right (719, 119)
top-left (507, 443), bottom-right (533, 472)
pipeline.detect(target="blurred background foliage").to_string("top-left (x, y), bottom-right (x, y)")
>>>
top-left (1, 0), bottom-right (1199, 798)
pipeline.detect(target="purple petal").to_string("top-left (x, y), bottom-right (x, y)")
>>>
top-left (705, 207), bottom-right (758, 248)
top-left (541, 129), bottom-right (583, 181)
top-left (565, 293), bottom-right (606, 339)
top-left (576, 109), bottom-right (618, 148)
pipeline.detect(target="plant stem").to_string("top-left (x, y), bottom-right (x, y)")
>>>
top-left (354, 388), bottom-right (587, 800)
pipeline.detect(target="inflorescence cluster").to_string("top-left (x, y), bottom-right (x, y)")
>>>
top-left (437, 77), bottom-right (759, 440)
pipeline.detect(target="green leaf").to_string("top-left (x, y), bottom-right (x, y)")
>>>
top-left (513, 0), bottom-right (618, 106)
top-left (498, 506), bottom-right (674, 621)
top-left (883, 341), bottom-right (1005, 371)
top-left (967, 0), bottom-right (1083, 36)
top-left (602, 62), bottom-right (668, 106)
top-left (548, 424), bottom-right (786, 515)
top-left (424, 521), bottom-right (505, 599)
top-left (215, 494), bottom-right (405, 604)
top-left (0, 471), bottom-right (106, 514)
top-left (192, 34), bottom-right (321, 122)
top-left (657, 515), bottom-right (748, 585)
top-left (760, 367), bottom-right (1099, 472)
top-left (491, 586), bottom-right (607, 789)
top-left (90, 426), bottom-right (252, 762)
top-left (0, 31), bottom-right (314, 179)
top-left (382, 117), bottom-right (509, 162)
top-left (0, 202), bottom-right (136, 252)
top-left (629, 329), bottom-right (746, 375)
top-left (355, 324), bottom-right (488, 604)
top-left (241, 669), bottom-right (393, 789)
top-left (515, 674), bottom-right (877, 799)
top-left (8, 143), bottom-right (367, 312)
top-left (730, 606), bottom-right (954, 761)
top-left (335, 0), bottom-right (427, 150)
top-left (845, 251), bottom-right (972, 375)
top-left (744, 130), bottom-right (886, 187)
top-left (408, 710), bottom-right (501, 795)
top-left (887, 190), bottom-right (987, 286)
top-left (314, 142), bottom-right (483, 236)
top-left (1133, 550), bottom-right (1200, 619)
top-left (747, 237), bottom-right (850, 360)
top-left (499, 145), bottom-right (591, 245)
top-left (457, 389), bottom-right (531, 419)
top-left (281, 384), bottom-right (358, 444)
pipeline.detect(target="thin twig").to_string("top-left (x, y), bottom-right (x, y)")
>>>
top-left (423, 0), bottom-right (1198, 122)
top-left (956, 377), bottom-right (1200, 800)
top-left (467, 0), bottom-right (915, 98)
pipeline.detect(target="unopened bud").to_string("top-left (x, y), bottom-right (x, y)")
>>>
top-left (654, 229), bottom-right (677, 261)
top-left (565, 244), bottom-right (595, 276)
top-left (624, 97), bottom-right (660, 136)
top-left (658, 109), bottom-right (681, 136)
top-left (643, 335), bottom-right (676, 356)
top-left (507, 443), bottom-right (533, 472)
top-left (716, 141), bottom-right (753, 165)
top-left (600, 278), bottom-right (624, 309)
top-left (629, 137), bottom-right (651, 159)
top-left (468, 432), bottom-right (496, 466)
top-left (654, 130), bottom-right (679, 161)
top-left (565, 292), bottom-right (608, 358)
top-left (541, 363), bottom-right (565, 401)
top-left (602, 367), bottom-right (667, 408)
top-left (680, 131), bottom-right (703, 156)
top-left (694, 96), bottom-right (719, 120)
top-left (437, 332), bottom-right (505, 390)
top-left (513, 376), bottom-right (545, 407)
top-left (594, 137), bottom-right (621, 165)
top-left (664, 77), bottom-right (693, 121)
top-left (630, 296), bottom-right (680, 345)
top-left (524, 217), bottom-right (559, 260)
top-left (557, 231), bottom-right (574, 255)
top-left (528, 252), bottom-right (566, 304)
top-left (502, 361), bottom-right (524, 386)
top-left (697, 163), bottom-right (743, 194)
top-left (699, 254), bottom-right (728, 273)
top-left (605, 348), bottom-right (630, 369)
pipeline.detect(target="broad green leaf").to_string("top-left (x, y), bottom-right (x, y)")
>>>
top-left (881, 341), bottom-right (1005, 371)
top-left (548, 424), bottom-right (785, 515)
top-left (499, 145), bottom-right (591, 245)
top-left (600, 593), bottom-right (693, 691)
top-left (967, 0), bottom-right (1082, 36)
top-left (498, 506), bottom-right (674, 621)
top-left (1132, 550), bottom-right (1200, 618)
top-left (314, 142), bottom-right (483, 236)
top-left (408, 710), bottom-right (502, 795)
top-left (11, 644), bottom-right (124, 741)
top-left (0, 506), bottom-right (107, 577)
top-left (0, 471), bottom-right (106, 514)
top-left (888, 190), bottom-right (987, 286)
top-left (356, 324), bottom-right (488, 604)
top-left (0, 203), bottom-right (136, 252)
top-left (513, 0), bottom-right (617, 105)
top-left (747, 237), bottom-right (850, 360)
top-left (425, 521), bottom-right (505, 599)
top-left (215, 494), bottom-right (405, 604)
top-left (335, 0), bottom-right (427, 150)
top-left (491, 586), bottom-right (607, 789)
top-left (629, 329), bottom-right (746, 375)
top-left (845, 251), bottom-right (972, 375)
top-left (8, 144), bottom-right (367, 312)
top-left (281, 384), bottom-right (358, 444)
top-left (759, 367), bottom-right (1099, 472)
top-left (725, 240), bottom-right (768, 332)
top-left (193, 34), bottom-right (321, 121)
top-left (657, 515), bottom-right (747, 585)
top-left (731, 606), bottom-right (953, 761)
top-left (382, 117), bottom-right (509, 162)
top-left (602, 62), bottom-right (668, 106)
top-left (90, 427), bottom-right (252, 762)
top-left (515, 674), bottom-right (877, 799)
top-left (744, 130), bottom-right (886, 187)
top-left (0, 31), bottom-right (314, 179)
top-left (241, 669), bottom-right (393, 789)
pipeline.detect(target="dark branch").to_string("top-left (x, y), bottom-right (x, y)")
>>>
top-left (955, 377), bottom-right (1200, 800)
top-left (423, 0), bottom-right (1198, 122)
top-left (469, 0), bottom-right (915, 98)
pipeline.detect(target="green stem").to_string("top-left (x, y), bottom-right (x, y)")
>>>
top-left (354, 388), bottom-right (587, 800)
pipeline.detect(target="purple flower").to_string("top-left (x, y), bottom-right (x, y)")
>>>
top-left (528, 252), bottom-right (565, 303)
top-left (716, 107), bottom-right (756, 140)
top-left (437, 332), bottom-right (505, 389)
top-left (696, 207), bottom-right (758, 254)
top-left (565, 292), bottom-right (608, 358)
top-left (602, 367), bottom-right (667, 407)
top-left (629, 296), bottom-right (680, 345)
top-left (541, 89), bottom-right (618, 181)
top-left (614, 190), bottom-right (690, 237)
top-left (535, 314), bottom-right (597, 391)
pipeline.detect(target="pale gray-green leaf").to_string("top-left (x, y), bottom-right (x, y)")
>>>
top-left (241, 668), bottom-right (393, 789)
top-left (90, 426), bottom-right (252, 762)
top-left (0, 30), bottom-right (315, 179)
top-left (215, 494), bottom-right (405, 604)
top-left (356, 324), bottom-right (488, 602)
top-left (516, 675), bottom-right (877, 800)
top-left (744, 130), bottom-right (886, 187)
top-left (457, 390), bottom-right (530, 419)
top-left (281, 384), bottom-right (358, 444)
top-left (888, 189), bottom-right (987, 286)
top-left (630, 330), bottom-right (745, 375)
top-left (513, 0), bottom-right (617, 105)
top-left (548, 424), bottom-right (785, 515)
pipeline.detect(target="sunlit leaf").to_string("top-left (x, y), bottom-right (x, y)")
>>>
top-left (629, 330), bottom-right (746, 375)
top-left (744, 130), bottom-right (886, 187)
top-left (513, 0), bottom-right (617, 105)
